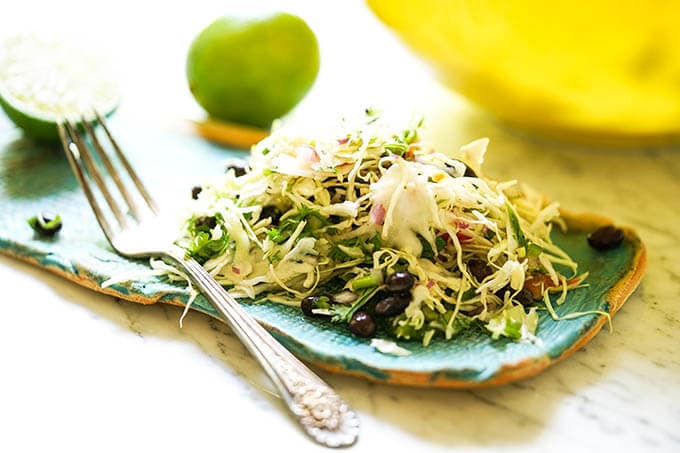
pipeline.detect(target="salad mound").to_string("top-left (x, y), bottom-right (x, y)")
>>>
top-left (177, 112), bottom-right (585, 345)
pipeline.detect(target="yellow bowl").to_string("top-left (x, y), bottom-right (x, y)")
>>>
top-left (368, 0), bottom-right (680, 143)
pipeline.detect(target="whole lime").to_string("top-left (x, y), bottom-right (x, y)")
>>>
top-left (186, 13), bottom-right (320, 129)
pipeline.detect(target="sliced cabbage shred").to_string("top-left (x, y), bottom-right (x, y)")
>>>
top-left (175, 112), bottom-right (584, 344)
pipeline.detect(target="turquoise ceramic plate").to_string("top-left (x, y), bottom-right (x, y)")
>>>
top-left (0, 120), bottom-right (646, 388)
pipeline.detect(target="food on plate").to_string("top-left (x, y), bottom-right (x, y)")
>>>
top-left (176, 111), bottom-right (591, 345)
top-left (587, 225), bottom-right (624, 251)
top-left (27, 213), bottom-right (62, 237)
top-left (0, 34), bottom-right (119, 141)
top-left (186, 12), bottom-right (319, 129)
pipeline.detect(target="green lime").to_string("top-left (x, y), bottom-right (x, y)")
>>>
top-left (186, 12), bottom-right (320, 129)
top-left (0, 35), bottom-right (119, 142)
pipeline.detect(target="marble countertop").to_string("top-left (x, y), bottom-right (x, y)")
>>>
top-left (1, 1), bottom-right (679, 452)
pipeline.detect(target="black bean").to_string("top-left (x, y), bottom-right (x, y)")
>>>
top-left (301, 296), bottom-right (317, 317)
top-left (467, 259), bottom-right (493, 282)
top-left (396, 291), bottom-right (413, 303)
top-left (588, 225), bottom-right (624, 251)
top-left (374, 294), bottom-right (410, 317)
top-left (495, 285), bottom-right (533, 306)
top-left (260, 206), bottom-right (281, 225)
top-left (226, 163), bottom-right (247, 177)
top-left (301, 296), bottom-right (330, 318)
top-left (191, 186), bottom-right (202, 200)
top-left (349, 311), bottom-right (376, 337)
top-left (515, 287), bottom-right (535, 307)
top-left (495, 284), bottom-right (512, 299)
top-left (385, 271), bottom-right (415, 292)
top-left (194, 216), bottom-right (217, 230)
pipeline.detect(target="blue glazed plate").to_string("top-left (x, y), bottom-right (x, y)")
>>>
top-left (0, 121), bottom-right (646, 387)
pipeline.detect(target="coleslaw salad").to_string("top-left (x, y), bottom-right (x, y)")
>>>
top-left (172, 111), bottom-right (588, 345)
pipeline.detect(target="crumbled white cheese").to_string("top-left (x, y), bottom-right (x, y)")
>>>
top-left (370, 159), bottom-right (440, 256)
top-left (370, 339), bottom-right (412, 356)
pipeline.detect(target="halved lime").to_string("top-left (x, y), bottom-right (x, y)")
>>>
top-left (0, 34), bottom-right (119, 141)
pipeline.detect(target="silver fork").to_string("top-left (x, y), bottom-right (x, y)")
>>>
top-left (57, 113), bottom-right (359, 448)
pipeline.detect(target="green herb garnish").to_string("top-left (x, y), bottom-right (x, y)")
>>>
top-left (27, 213), bottom-right (62, 237)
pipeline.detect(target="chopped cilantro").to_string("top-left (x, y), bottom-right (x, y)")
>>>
top-left (506, 201), bottom-right (527, 248)
top-left (186, 213), bottom-right (229, 264)
top-left (384, 142), bottom-right (407, 155)
top-left (419, 234), bottom-right (445, 260)
top-left (266, 228), bottom-right (286, 244)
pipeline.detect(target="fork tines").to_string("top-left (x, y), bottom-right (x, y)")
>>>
top-left (57, 113), bottom-right (158, 240)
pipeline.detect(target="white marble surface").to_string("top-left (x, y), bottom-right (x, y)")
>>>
top-left (1, 1), bottom-right (680, 452)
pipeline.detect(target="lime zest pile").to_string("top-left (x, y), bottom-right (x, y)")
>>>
top-left (176, 112), bottom-right (586, 344)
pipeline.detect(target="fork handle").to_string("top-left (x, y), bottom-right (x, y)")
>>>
top-left (165, 248), bottom-right (359, 447)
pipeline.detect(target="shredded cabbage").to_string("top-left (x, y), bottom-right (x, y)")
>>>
top-left (175, 112), bottom-right (585, 345)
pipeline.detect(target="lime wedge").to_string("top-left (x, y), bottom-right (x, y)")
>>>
top-left (0, 35), bottom-right (119, 141)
